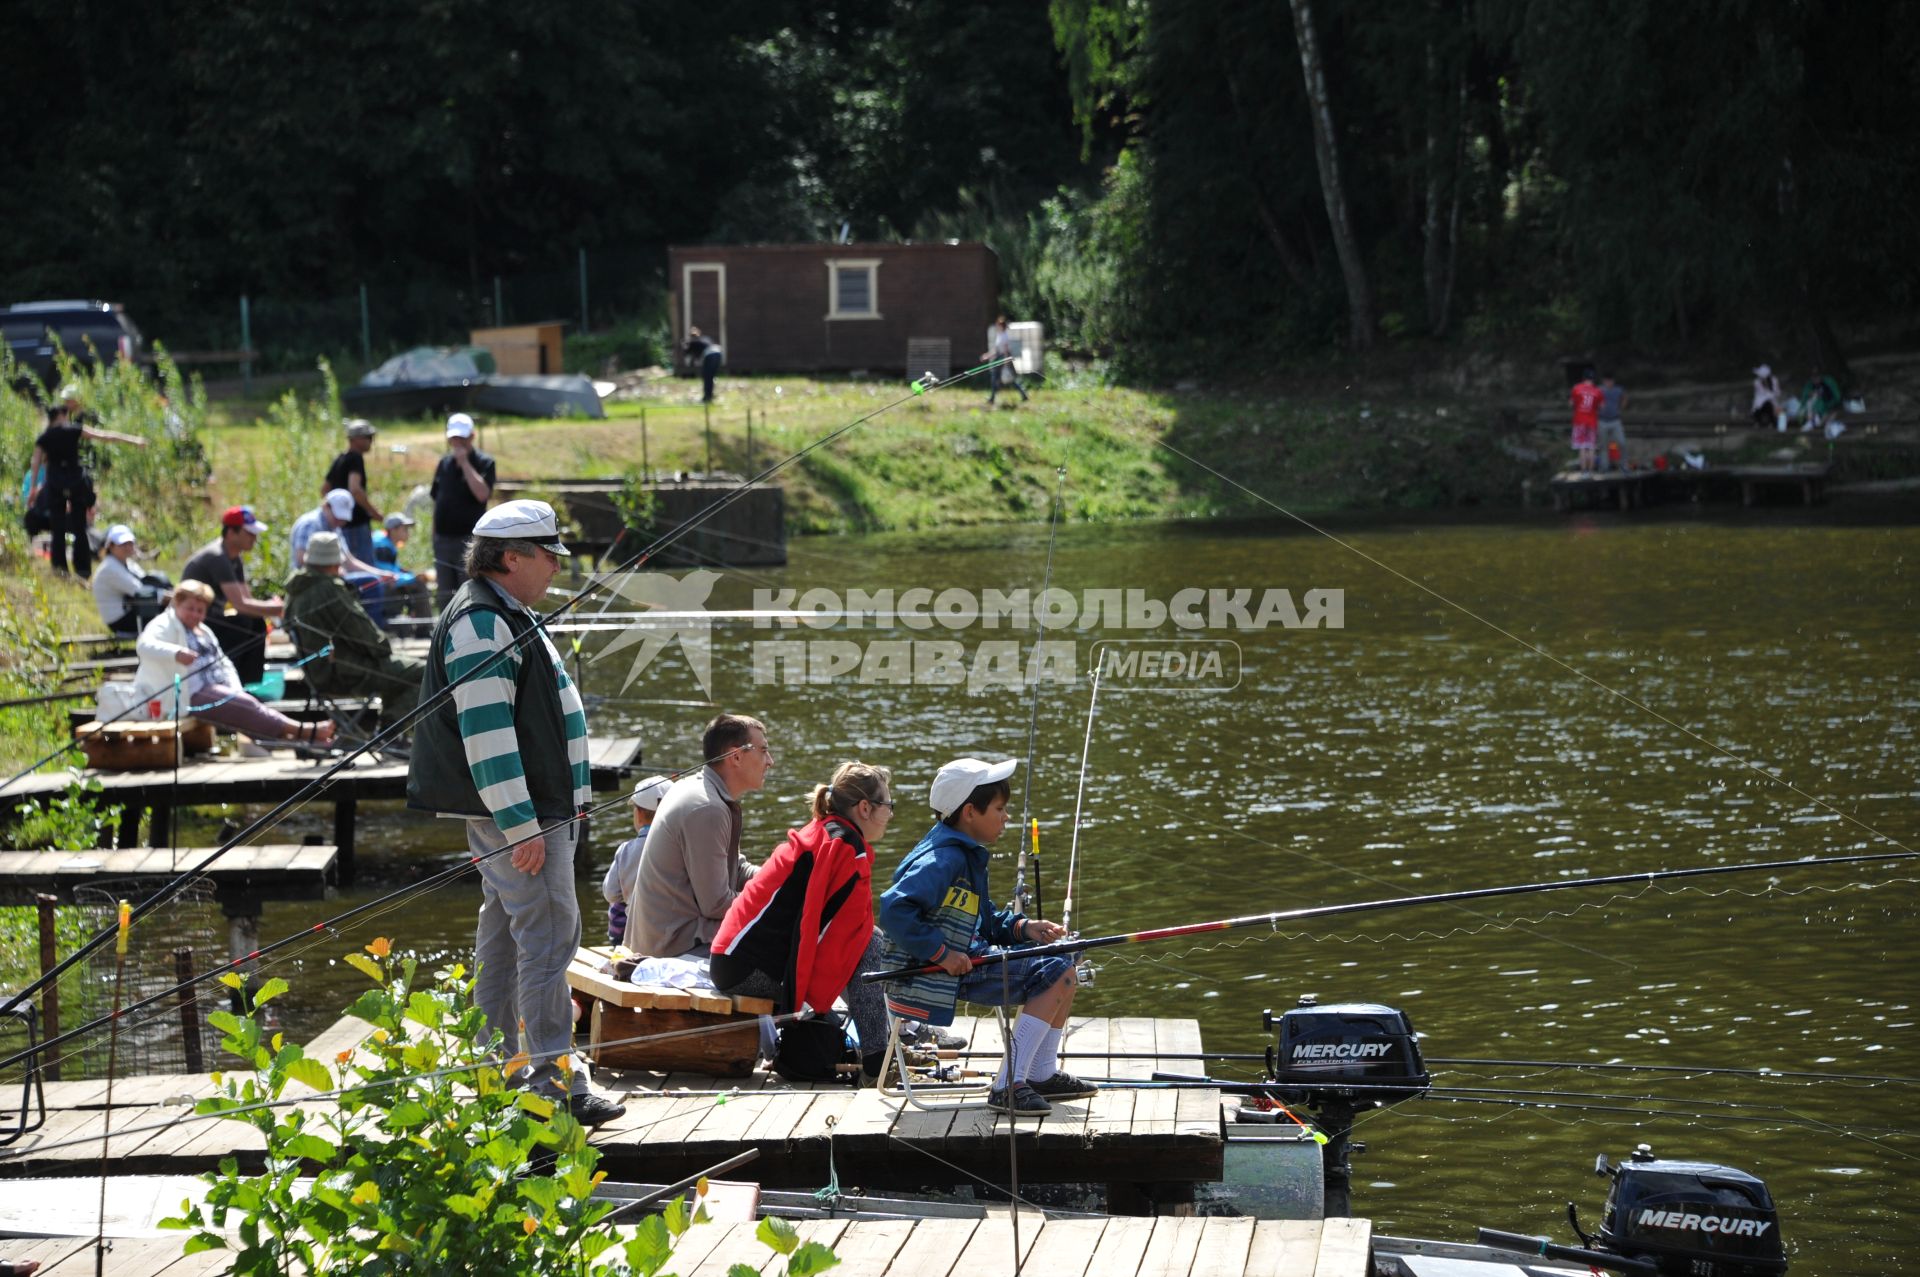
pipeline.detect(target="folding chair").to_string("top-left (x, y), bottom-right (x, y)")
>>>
top-left (874, 1005), bottom-right (1009, 1112)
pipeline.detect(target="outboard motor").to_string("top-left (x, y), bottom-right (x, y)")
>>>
top-left (1261, 995), bottom-right (1431, 1215)
top-left (1479, 1144), bottom-right (1787, 1277)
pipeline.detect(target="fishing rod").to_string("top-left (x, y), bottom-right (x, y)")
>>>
top-left (860, 849), bottom-right (1917, 983)
top-left (1060, 661), bottom-right (1102, 934)
top-left (1012, 464), bottom-right (1068, 915)
top-left (2, 363), bottom-right (994, 1030)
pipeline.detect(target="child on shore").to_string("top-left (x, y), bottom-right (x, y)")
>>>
top-left (601, 774), bottom-right (672, 946)
top-left (877, 757), bottom-right (1094, 1114)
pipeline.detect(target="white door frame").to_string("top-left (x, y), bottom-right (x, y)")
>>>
top-left (681, 262), bottom-right (727, 352)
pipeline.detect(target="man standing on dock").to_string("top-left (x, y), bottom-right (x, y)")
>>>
top-left (406, 499), bottom-right (626, 1126)
top-left (432, 413), bottom-right (497, 611)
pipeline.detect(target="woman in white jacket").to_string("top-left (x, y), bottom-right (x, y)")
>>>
top-left (133, 581), bottom-right (334, 745)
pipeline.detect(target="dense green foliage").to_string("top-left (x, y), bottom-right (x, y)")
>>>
top-left (2, 1), bottom-right (1914, 374)
top-left (162, 946), bottom-right (838, 1275)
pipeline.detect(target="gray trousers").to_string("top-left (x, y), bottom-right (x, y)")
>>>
top-left (1597, 419), bottom-right (1627, 470)
top-left (470, 816), bottom-right (586, 1097)
top-left (433, 533), bottom-right (470, 611)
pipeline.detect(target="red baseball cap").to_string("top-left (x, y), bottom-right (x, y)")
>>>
top-left (221, 505), bottom-right (269, 534)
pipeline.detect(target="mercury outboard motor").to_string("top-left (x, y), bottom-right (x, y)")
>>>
top-left (1479, 1144), bottom-right (1787, 1277)
top-left (1261, 995), bottom-right (1431, 1215)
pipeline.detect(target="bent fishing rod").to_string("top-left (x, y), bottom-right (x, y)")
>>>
top-left (1, 361), bottom-right (1007, 1026)
top-left (861, 849), bottom-right (1918, 983)
top-left (1012, 465), bottom-right (1068, 916)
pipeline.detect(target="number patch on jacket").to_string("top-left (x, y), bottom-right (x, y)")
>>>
top-left (941, 885), bottom-right (980, 915)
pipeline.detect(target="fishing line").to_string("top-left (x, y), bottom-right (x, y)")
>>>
top-left (1014, 464), bottom-right (1068, 914)
top-left (1060, 662), bottom-right (1102, 935)
top-left (1151, 437), bottom-right (1918, 860)
top-left (4, 364), bottom-right (995, 1039)
top-left (1431, 1059), bottom-right (1920, 1086)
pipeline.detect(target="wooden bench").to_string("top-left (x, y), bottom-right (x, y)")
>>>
top-left (566, 945), bottom-right (775, 1078)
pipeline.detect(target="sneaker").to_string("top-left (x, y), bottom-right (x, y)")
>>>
top-left (1028, 1069), bottom-right (1098, 1101)
top-left (905, 1023), bottom-right (968, 1050)
top-left (567, 1092), bottom-right (627, 1127)
top-left (987, 1082), bottom-right (1051, 1115)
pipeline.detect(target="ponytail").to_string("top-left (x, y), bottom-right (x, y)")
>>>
top-left (811, 760), bottom-right (893, 820)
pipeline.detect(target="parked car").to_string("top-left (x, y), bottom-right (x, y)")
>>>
top-left (2, 299), bottom-right (146, 390)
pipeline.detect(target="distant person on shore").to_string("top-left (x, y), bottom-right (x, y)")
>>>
top-left (683, 327), bottom-right (723, 403)
top-left (1568, 368), bottom-right (1603, 474)
top-left (91, 524), bottom-right (169, 636)
top-left (180, 505), bottom-right (283, 686)
top-left (132, 580), bottom-right (333, 747)
top-left (27, 396), bottom-right (146, 577)
top-left (324, 419), bottom-right (383, 566)
top-left (599, 774), bottom-right (672, 946)
top-left (1751, 364), bottom-right (1784, 430)
top-left (982, 315), bottom-right (1029, 405)
top-left (430, 413), bottom-right (496, 610)
top-left (1596, 372), bottom-right (1628, 472)
top-left (1800, 368), bottom-right (1842, 433)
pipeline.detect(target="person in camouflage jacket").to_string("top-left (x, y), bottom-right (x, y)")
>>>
top-left (283, 531), bottom-right (423, 730)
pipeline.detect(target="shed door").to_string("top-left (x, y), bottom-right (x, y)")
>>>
top-left (682, 263), bottom-right (727, 353)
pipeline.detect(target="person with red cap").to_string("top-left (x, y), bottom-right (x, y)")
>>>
top-left (180, 505), bottom-right (284, 686)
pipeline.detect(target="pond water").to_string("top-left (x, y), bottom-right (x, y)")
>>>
top-left (38, 501), bottom-right (1920, 1274)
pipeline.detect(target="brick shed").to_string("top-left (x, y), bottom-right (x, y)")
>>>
top-left (666, 242), bottom-right (999, 377)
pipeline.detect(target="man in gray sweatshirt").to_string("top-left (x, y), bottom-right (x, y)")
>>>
top-left (622, 713), bottom-right (770, 958)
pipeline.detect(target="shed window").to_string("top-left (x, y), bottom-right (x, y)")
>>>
top-left (826, 259), bottom-right (882, 320)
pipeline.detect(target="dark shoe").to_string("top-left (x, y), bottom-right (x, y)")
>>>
top-left (568, 1092), bottom-right (627, 1127)
top-left (1029, 1069), bottom-right (1097, 1101)
top-left (988, 1082), bottom-right (1051, 1115)
top-left (907, 1023), bottom-right (968, 1050)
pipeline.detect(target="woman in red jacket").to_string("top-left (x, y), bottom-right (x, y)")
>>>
top-left (710, 760), bottom-right (893, 1074)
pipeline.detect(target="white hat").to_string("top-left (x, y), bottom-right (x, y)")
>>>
top-left (1754, 364), bottom-right (1772, 378)
top-left (105, 523), bottom-right (136, 547)
top-left (929, 757), bottom-right (1019, 819)
top-left (306, 530), bottom-right (345, 567)
top-left (446, 412), bottom-right (476, 438)
top-left (323, 488), bottom-right (355, 520)
top-left (471, 498), bottom-right (571, 555)
top-left (630, 774), bottom-right (673, 809)
top-left (384, 511), bottom-right (416, 530)
top-left (344, 418), bottom-right (377, 438)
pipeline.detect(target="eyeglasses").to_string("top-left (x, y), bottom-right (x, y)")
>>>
top-left (740, 742), bottom-right (775, 761)
top-left (867, 797), bottom-right (895, 810)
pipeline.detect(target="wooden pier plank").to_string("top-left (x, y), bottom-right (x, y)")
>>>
top-left (0, 844), bottom-right (335, 905)
top-left (1191, 1216), bottom-right (1258, 1277)
top-left (1313, 1216), bottom-right (1373, 1277)
top-left (880, 1218), bottom-right (979, 1277)
top-left (1084, 1214), bottom-right (1158, 1275)
top-left (1247, 1218), bottom-right (1331, 1277)
top-left (1137, 1215), bottom-right (1209, 1276)
top-left (797, 1217), bottom-right (902, 1271)
top-left (1019, 1217), bottom-right (1110, 1277)
top-left (947, 1215), bottom-right (1042, 1276)
top-left (1108, 1016), bottom-right (1159, 1080)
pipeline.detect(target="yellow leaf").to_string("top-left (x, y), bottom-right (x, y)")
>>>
top-left (343, 952), bottom-right (383, 983)
top-left (504, 1051), bottom-right (530, 1077)
top-left (522, 1216), bottom-right (539, 1235)
top-left (335, 1050), bottom-right (352, 1065)
top-left (372, 1029), bottom-right (390, 1044)
top-left (366, 936), bottom-right (392, 959)
top-left (696, 1177), bottom-right (710, 1198)
top-left (270, 1032), bottom-right (284, 1053)
top-left (591, 1171), bottom-right (607, 1191)
top-left (350, 1181), bottom-right (379, 1206)
top-left (517, 1092), bottom-right (555, 1119)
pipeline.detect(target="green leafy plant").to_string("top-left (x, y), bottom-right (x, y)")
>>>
top-left (161, 941), bottom-right (839, 1276)
top-left (7, 774), bottom-right (122, 851)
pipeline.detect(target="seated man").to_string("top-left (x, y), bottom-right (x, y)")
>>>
top-left (372, 511), bottom-right (432, 621)
top-left (283, 531), bottom-right (424, 731)
top-left (291, 488), bottom-right (394, 625)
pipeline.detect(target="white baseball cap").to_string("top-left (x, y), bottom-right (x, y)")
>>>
top-left (630, 774), bottom-right (673, 810)
top-left (105, 523), bottom-right (136, 546)
top-left (323, 488), bottom-right (355, 520)
top-left (446, 412), bottom-right (476, 438)
top-left (471, 498), bottom-right (571, 555)
top-left (929, 757), bottom-right (1019, 819)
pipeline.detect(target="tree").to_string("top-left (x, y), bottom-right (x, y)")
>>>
top-left (1287, 0), bottom-right (1374, 350)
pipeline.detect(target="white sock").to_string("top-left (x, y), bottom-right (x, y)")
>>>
top-left (1026, 1026), bottom-right (1064, 1083)
top-left (994, 1014), bottom-right (1051, 1090)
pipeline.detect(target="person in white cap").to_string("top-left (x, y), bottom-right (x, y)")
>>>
top-left (284, 531), bottom-right (424, 730)
top-left (599, 773), bottom-right (673, 945)
top-left (622, 712), bottom-right (769, 959)
top-left (431, 412), bottom-right (496, 610)
top-left (91, 523), bottom-right (167, 635)
top-left (324, 419), bottom-right (383, 566)
top-left (404, 499), bottom-right (624, 1126)
top-left (1751, 364), bottom-right (1783, 430)
top-left (877, 756), bottom-right (1092, 1115)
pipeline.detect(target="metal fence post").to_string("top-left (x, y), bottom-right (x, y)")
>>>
top-left (578, 248), bottom-right (589, 334)
top-left (35, 893), bottom-right (60, 1081)
top-left (746, 410), bottom-right (753, 476)
top-left (494, 275), bottom-right (505, 327)
top-left (641, 409), bottom-right (649, 481)
top-left (359, 283), bottom-right (371, 367)
top-left (704, 403), bottom-right (713, 474)
top-left (239, 294), bottom-right (253, 396)
top-left (175, 946), bottom-right (203, 1073)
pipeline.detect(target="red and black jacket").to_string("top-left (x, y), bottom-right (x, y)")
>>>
top-left (710, 815), bottom-right (873, 1016)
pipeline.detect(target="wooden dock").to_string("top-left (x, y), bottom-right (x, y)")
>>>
top-left (1, 1015), bottom-right (1223, 1200)
top-left (0, 1215), bottom-right (1372, 1276)
top-left (0, 844), bottom-right (336, 907)
top-left (0, 736), bottom-right (643, 879)
top-left (1548, 462), bottom-right (1830, 511)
